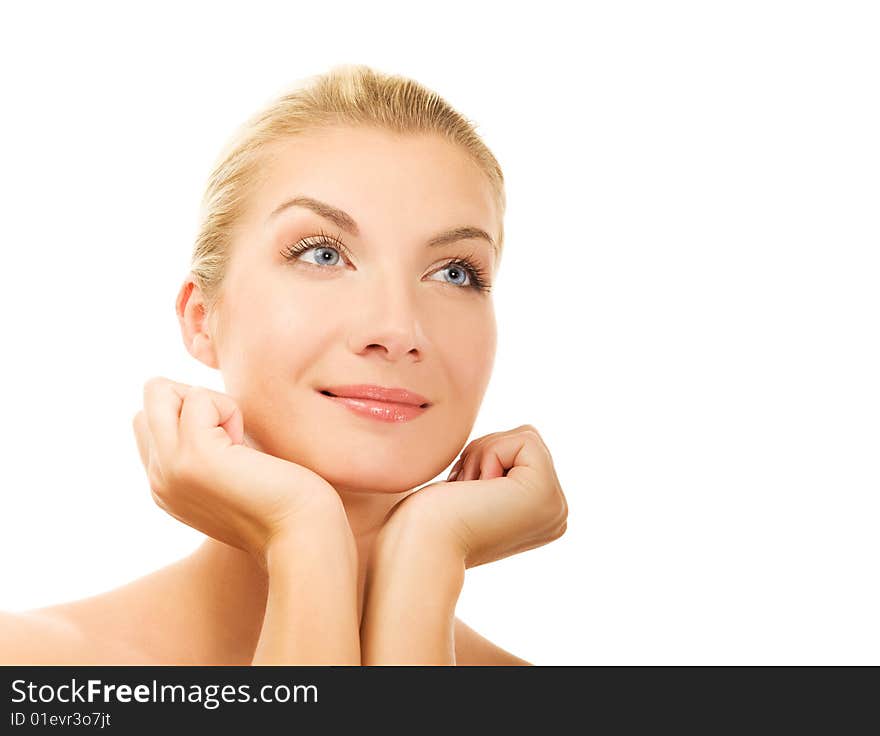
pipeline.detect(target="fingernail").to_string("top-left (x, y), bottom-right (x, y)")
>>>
top-left (447, 469), bottom-right (459, 482)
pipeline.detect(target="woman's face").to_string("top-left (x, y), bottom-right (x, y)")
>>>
top-left (205, 125), bottom-right (499, 493)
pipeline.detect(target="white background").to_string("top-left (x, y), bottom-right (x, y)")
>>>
top-left (0, 1), bottom-right (877, 665)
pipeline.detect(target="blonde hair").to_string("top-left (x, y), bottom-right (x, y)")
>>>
top-left (190, 64), bottom-right (506, 335)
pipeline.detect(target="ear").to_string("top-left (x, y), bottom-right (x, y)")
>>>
top-left (176, 276), bottom-right (220, 369)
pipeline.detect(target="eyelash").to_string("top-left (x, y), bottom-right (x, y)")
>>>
top-left (279, 229), bottom-right (492, 293)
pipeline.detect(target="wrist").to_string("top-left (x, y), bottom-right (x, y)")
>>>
top-left (254, 505), bottom-right (360, 666)
top-left (362, 510), bottom-right (464, 665)
top-left (373, 510), bottom-right (466, 590)
top-left (263, 506), bottom-right (357, 575)
top-left (378, 499), bottom-right (468, 567)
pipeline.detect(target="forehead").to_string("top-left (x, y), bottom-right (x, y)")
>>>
top-left (247, 126), bottom-right (498, 236)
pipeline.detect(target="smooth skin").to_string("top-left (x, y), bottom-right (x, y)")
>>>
top-left (0, 126), bottom-right (568, 665)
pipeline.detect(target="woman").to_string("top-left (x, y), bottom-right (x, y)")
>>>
top-left (0, 64), bottom-right (568, 665)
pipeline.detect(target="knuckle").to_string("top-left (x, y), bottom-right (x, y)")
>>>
top-left (517, 424), bottom-right (543, 443)
top-left (558, 495), bottom-right (569, 523)
top-left (467, 430), bottom-right (500, 448)
top-left (553, 520), bottom-right (568, 540)
top-left (150, 487), bottom-right (170, 513)
top-left (551, 482), bottom-right (568, 511)
top-left (540, 483), bottom-right (568, 519)
top-left (185, 386), bottom-right (215, 407)
top-left (146, 457), bottom-right (172, 493)
top-left (147, 468), bottom-right (163, 495)
top-left (147, 469), bottom-right (167, 500)
top-left (143, 376), bottom-right (171, 404)
top-left (462, 437), bottom-right (481, 454)
top-left (143, 376), bottom-right (164, 394)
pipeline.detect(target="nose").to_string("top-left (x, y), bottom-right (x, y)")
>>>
top-left (348, 275), bottom-right (425, 362)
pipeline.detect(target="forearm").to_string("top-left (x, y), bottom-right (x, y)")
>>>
top-left (252, 513), bottom-right (360, 665)
top-left (360, 519), bottom-right (466, 665)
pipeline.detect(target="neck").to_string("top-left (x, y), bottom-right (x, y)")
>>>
top-left (186, 483), bottom-right (417, 657)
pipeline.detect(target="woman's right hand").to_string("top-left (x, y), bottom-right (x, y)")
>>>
top-left (132, 377), bottom-right (348, 568)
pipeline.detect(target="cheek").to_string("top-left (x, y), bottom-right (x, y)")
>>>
top-left (435, 306), bottom-right (497, 399)
top-left (222, 282), bottom-right (340, 390)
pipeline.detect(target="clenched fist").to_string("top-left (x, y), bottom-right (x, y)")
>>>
top-left (132, 377), bottom-right (348, 568)
top-left (382, 424), bottom-right (569, 569)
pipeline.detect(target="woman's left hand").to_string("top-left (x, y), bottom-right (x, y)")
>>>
top-left (381, 425), bottom-right (569, 569)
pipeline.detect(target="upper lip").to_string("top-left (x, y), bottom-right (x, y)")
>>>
top-left (318, 384), bottom-right (432, 408)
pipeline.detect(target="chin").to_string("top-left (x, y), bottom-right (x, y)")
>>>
top-left (245, 421), bottom-right (453, 493)
top-left (318, 464), bottom-right (433, 494)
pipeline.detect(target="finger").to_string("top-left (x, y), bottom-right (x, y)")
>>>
top-left (446, 455), bottom-right (464, 481)
top-left (192, 386), bottom-right (245, 445)
top-left (454, 434), bottom-right (489, 468)
top-left (516, 424), bottom-right (550, 454)
top-left (456, 427), bottom-right (531, 481)
top-left (459, 450), bottom-right (482, 482)
top-left (452, 434), bottom-right (494, 482)
top-left (484, 432), bottom-right (548, 490)
top-left (458, 438), bottom-right (495, 482)
top-left (178, 386), bottom-right (244, 453)
top-left (478, 450), bottom-right (507, 481)
top-left (466, 431), bottom-right (545, 484)
top-left (142, 377), bottom-right (189, 469)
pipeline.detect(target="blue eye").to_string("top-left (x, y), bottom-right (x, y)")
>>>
top-left (280, 235), bottom-right (492, 293)
top-left (427, 258), bottom-right (492, 293)
top-left (295, 244), bottom-right (342, 267)
top-left (280, 230), bottom-right (350, 269)
top-left (430, 262), bottom-right (471, 287)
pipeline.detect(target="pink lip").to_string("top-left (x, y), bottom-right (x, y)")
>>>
top-left (317, 384), bottom-right (431, 424)
top-left (319, 384), bottom-right (431, 407)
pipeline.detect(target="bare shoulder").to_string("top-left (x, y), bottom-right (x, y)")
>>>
top-left (0, 607), bottom-right (144, 665)
top-left (9, 555), bottom-right (200, 665)
top-left (0, 610), bottom-right (79, 665)
top-left (454, 618), bottom-right (533, 666)
top-left (23, 542), bottom-right (267, 666)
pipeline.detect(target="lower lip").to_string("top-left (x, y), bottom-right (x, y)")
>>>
top-left (319, 393), bottom-right (429, 423)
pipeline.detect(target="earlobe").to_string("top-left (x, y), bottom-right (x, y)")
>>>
top-left (190, 331), bottom-right (220, 369)
top-left (176, 277), bottom-right (220, 369)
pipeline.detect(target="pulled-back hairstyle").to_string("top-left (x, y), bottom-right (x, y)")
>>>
top-left (190, 64), bottom-right (507, 337)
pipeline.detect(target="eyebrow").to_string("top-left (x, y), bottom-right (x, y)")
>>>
top-left (267, 195), bottom-right (497, 255)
